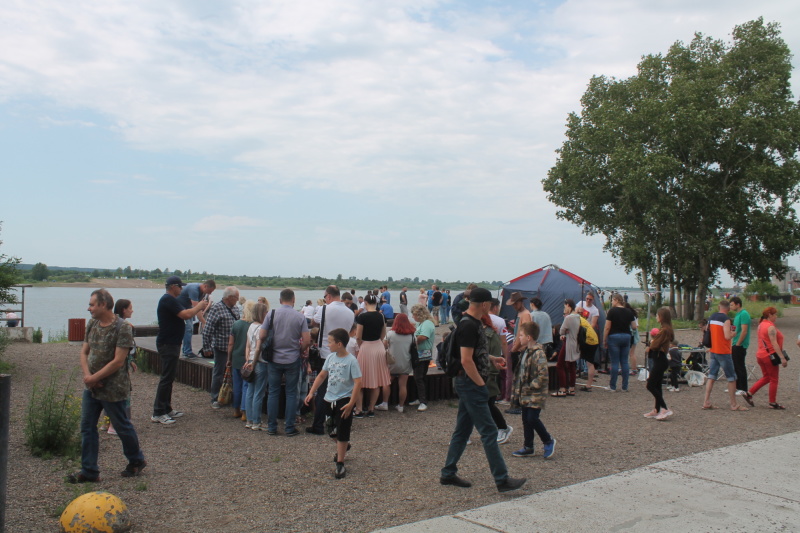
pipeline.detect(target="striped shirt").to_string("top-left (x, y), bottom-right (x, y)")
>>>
top-left (709, 311), bottom-right (732, 355)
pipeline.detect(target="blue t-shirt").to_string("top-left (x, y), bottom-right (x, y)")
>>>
top-left (157, 293), bottom-right (186, 345)
top-left (177, 283), bottom-right (202, 308)
top-left (323, 353), bottom-right (362, 402)
top-left (382, 291), bottom-right (391, 304)
top-left (380, 303), bottom-right (395, 319)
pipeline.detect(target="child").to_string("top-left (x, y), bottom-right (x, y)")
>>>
top-left (511, 321), bottom-right (556, 459)
top-left (667, 342), bottom-right (682, 392)
top-left (346, 323), bottom-right (359, 357)
top-left (305, 328), bottom-right (362, 479)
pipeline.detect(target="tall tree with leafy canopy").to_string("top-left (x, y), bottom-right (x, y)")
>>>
top-left (0, 223), bottom-right (21, 304)
top-left (543, 18), bottom-right (800, 319)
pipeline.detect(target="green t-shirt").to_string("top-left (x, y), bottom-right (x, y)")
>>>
top-left (733, 309), bottom-right (751, 349)
top-left (230, 319), bottom-right (251, 369)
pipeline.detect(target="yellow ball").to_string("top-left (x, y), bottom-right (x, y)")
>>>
top-left (59, 491), bottom-right (132, 533)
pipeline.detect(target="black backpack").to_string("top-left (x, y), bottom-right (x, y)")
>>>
top-left (702, 326), bottom-right (712, 348)
top-left (437, 326), bottom-right (462, 377)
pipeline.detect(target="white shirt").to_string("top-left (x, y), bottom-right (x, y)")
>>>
top-left (489, 314), bottom-right (508, 336)
top-left (301, 305), bottom-right (315, 320)
top-left (313, 301), bottom-right (355, 359)
top-left (581, 301), bottom-right (599, 325)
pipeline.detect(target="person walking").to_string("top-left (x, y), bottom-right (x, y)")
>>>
top-left (730, 296), bottom-right (753, 405)
top-left (747, 307), bottom-right (789, 409)
top-left (68, 289), bottom-right (145, 483)
top-left (644, 308), bottom-right (675, 420)
top-left (702, 300), bottom-right (748, 411)
top-left (439, 288), bottom-right (527, 493)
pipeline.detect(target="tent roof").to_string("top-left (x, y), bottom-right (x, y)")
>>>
top-left (504, 264), bottom-right (597, 290)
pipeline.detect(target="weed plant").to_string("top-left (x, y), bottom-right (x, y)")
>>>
top-left (32, 328), bottom-right (43, 343)
top-left (0, 330), bottom-right (11, 372)
top-left (25, 367), bottom-right (82, 459)
top-left (134, 348), bottom-right (154, 374)
top-left (47, 327), bottom-right (69, 343)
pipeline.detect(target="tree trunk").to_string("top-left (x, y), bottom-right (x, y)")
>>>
top-left (669, 272), bottom-right (677, 318)
top-left (695, 256), bottom-right (711, 321)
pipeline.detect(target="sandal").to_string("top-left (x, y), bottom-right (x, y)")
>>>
top-left (566, 390), bottom-right (576, 396)
top-left (579, 385), bottom-right (592, 392)
top-left (769, 403), bottom-right (786, 410)
top-left (551, 391), bottom-right (567, 397)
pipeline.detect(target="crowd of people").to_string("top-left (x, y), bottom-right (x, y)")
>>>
top-left (68, 281), bottom-right (795, 488)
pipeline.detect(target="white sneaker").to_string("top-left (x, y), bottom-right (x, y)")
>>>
top-left (418, 403), bottom-right (428, 412)
top-left (735, 389), bottom-right (748, 396)
top-left (666, 386), bottom-right (675, 392)
top-left (497, 426), bottom-right (514, 444)
top-left (408, 400), bottom-right (421, 406)
top-left (375, 402), bottom-right (389, 411)
top-left (396, 406), bottom-right (404, 413)
top-left (252, 423), bottom-right (267, 431)
top-left (245, 421), bottom-right (253, 429)
top-left (671, 387), bottom-right (680, 393)
top-left (167, 410), bottom-right (184, 418)
top-left (150, 414), bottom-right (175, 425)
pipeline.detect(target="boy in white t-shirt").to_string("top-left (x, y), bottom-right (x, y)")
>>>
top-left (305, 328), bottom-right (362, 479)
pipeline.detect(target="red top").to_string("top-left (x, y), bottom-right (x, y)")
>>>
top-left (755, 319), bottom-right (783, 360)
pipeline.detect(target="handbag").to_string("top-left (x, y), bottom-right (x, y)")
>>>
top-left (385, 339), bottom-right (396, 365)
top-left (241, 364), bottom-right (255, 383)
top-left (260, 310), bottom-right (276, 363)
top-left (217, 367), bottom-right (233, 405)
top-left (409, 336), bottom-right (419, 368)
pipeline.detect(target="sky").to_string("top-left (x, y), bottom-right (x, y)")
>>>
top-left (2, 0), bottom-right (800, 288)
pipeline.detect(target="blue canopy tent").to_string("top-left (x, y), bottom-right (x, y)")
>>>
top-left (499, 264), bottom-right (606, 341)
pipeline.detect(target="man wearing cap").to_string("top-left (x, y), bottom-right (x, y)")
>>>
top-left (440, 287), bottom-right (527, 493)
top-left (152, 276), bottom-right (209, 424)
top-left (177, 279), bottom-right (216, 358)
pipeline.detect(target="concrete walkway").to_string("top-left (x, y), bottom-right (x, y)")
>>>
top-left (378, 431), bottom-right (800, 532)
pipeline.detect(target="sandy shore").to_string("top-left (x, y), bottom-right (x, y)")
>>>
top-left (3, 311), bottom-right (800, 532)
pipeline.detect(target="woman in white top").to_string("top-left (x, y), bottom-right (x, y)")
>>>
top-left (244, 302), bottom-right (269, 430)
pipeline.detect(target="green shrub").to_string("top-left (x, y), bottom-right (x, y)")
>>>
top-left (134, 348), bottom-right (154, 374)
top-left (47, 327), bottom-right (69, 343)
top-left (0, 329), bottom-right (11, 372)
top-left (25, 367), bottom-right (82, 459)
top-left (32, 328), bottom-right (42, 343)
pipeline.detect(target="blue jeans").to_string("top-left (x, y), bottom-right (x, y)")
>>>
top-left (182, 319), bottom-right (193, 355)
top-left (80, 389), bottom-right (144, 479)
top-left (708, 352), bottom-right (736, 382)
top-left (246, 362), bottom-right (268, 424)
top-left (440, 306), bottom-right (449, 324)
top-left (607, 333), bottom-right (631, 391)
top-left (522, 407), bottom-right (552, 450)
top-left (267, 359), bottom-right (301, 432)
top-left (296, 364), bottom-right (308, 417)
top-left (232, 368), bottom-right (248, 411)
top-left (441, 375), bottom-right (509, 484)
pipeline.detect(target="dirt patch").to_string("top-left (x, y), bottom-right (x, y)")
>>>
top-left (3, 312), bottom-right (800, 531)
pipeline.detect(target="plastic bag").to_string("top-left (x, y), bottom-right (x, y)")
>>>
top-left (686, 370), bottom-right (705, 387)
top-left (637, 368), bottom-right (649, 381)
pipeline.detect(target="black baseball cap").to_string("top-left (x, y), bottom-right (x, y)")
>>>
top-left (470, 288), bottom-right (492, 303)
top-left (165, 275), bottom-right (187, 287)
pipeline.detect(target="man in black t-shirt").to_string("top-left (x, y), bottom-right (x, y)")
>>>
top-left (399, 287), bottom-right (408, 315)
top-left (440, 287), bottom-right (527, 493)
top-left (431, 287), bottom-right (443, 326)
top-left (152, 276), bottom-right (209, 424)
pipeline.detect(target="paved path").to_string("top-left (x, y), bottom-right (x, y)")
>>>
top-left (378, 431), bottom-right (800, 532)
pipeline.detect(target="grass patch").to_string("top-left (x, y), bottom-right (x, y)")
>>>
top-left (32, 327), bottom-right (43, 343)
top-left (134, 348), bottom-right (154, 374)
top-left (25, 367), bottom-right (82, 459)
top-left (0, 329), bottom-right (12, 372)
top-left (272, 455), bottom-right (282, 463)
top-left (47, 327), bottom-right (69, 343)
top-left (134, 480), bottom-right (148, 491)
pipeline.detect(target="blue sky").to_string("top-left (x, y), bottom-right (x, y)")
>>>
top-left (2, 0), bottom-right (800, 287)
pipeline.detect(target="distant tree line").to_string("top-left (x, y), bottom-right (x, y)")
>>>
top-left (19, 262), bottom-right (504, 291)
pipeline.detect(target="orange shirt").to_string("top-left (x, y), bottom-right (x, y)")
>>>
top-left (708, 311), bottom-right (732, 355)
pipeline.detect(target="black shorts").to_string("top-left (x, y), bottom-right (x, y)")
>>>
top-left (327, 397), bottom-right (354, 443)
top-left (579, 344), bottom-right (598, 364)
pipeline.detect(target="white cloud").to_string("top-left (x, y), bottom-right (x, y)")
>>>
top-left (192, 215), bottom-right (264, 232)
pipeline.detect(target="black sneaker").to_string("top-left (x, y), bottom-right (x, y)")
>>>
top-left (305, 427), bottom-right (325, 435)
top-left (66, 472), bottom-right (100, 484)
top-left (366, 411), bottom-right (375, 418)
top-left (440, 475), bottom-right (471, 488)
top-left (266, 428), bottom-right (278, 436)
top-left (121, 460), bottom-right (147, 478)
top-left (285, 429), bottom-right (300, 437)
top-left (353, 411), bottom-right (364, 419)
top-left (496, 476), bottom-right (527, 493)
top-left (335, 462), bottom-right (347, 479)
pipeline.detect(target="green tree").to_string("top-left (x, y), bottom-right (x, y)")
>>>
top-left (543, 18), bottom-right (800, 320)
top-left (31, 262), bottom-right (50, 281)
top-left (744, 279), bottom-right (779, 300)
top-left (0, 224), bottom-right (21, 303)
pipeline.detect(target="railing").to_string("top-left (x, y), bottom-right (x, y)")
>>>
top-left (0, 284), bottom-right (32, 327)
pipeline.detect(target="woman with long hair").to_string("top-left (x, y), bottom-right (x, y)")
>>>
top-left (626, 302), bottom-right (640, 375)
top-left (106, 299), bottom-right (137, 435)
top-left (245, 302), bottom-right (269, 430)
top-left (644, 307), bottom-right (675, 420)
top-left (229, 300), bottom-right (256, 421)
top-left (747, 307), bottom-right (789, 409)
top-left (410, 304), bottom-right (435, 411)
top-left (603, 293), bottom-right (638, 391)
top-left (555, 300), bottom-right (580, 397)
top-left (387, 313), bottom-right (415, 412)
top-left (356, 294), bottom-right (392, 416)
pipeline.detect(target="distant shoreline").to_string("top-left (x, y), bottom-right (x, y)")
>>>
top-left (31, 279), bottom-right (315, 290)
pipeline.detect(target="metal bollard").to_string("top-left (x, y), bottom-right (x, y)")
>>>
top-left (0, 374), bottom-right (10, 532)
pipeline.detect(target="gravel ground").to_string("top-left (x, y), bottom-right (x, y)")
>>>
top-left (4, 310), bottom-right (800, 532)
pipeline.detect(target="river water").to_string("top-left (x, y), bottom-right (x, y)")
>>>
top-left (6, 286), bottom-right (662, 341)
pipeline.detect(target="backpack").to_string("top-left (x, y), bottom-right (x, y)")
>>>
top-left (576, 316), bottom-right (598, 350)
top-left (702, 326), bottom-right (712, 348)
top-left (436, 326), bottom-right (462, 377)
